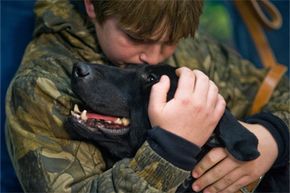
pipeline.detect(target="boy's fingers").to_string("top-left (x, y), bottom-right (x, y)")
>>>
top-left (192, 70), bottom-right (210, 101)
top-left (174, 67), bottom-right (196, 99)
top-left (206, 80), bottom-right (219, 109)
top-left (192, 147), bottom-right (227, 178)
top-left (148, 75), bottom-right (170, 112)
top-left (217, 175), bottom-right (250, 193)
top-left (192, 157), bottom-right (239, 192)
top-left (213, 94), bottom-right (226, 121)
top-left (203, 166), bottom-right (245, 193)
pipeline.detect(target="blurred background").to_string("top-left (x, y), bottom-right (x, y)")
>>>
top-left (199, 0), bottom-right (289, 69)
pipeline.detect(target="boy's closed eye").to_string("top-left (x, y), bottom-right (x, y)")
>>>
top-left (126, 32), bottom-right (147, 44)
top-left (124, 30), bottom-right (176, 46)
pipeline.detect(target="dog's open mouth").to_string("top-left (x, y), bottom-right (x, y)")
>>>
top-left (70, 104), bottom-right (130, 136)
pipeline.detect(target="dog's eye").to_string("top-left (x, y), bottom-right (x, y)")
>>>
top-left (146, 74), bottom-right (158, 84)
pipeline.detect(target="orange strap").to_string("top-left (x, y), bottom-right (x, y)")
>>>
top-left (234, 0), bottom-right (287, 116)
top-left (251, 64), bottom-right (287, 114)
top-left (233, 1), bottom-right (287, 192)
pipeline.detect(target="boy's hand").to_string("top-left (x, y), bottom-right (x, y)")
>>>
top-left (191, 122), bottom-right (278, 193)
top-left (148, 67), bottom-right (226, 147)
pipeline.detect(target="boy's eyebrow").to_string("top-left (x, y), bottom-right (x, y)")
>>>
top-left (116, 19), bottom-right (176, 44)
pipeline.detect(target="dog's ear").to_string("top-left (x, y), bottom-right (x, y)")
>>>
top-left (146, 64), bottom-right (178, 100)
top-left (216, 110), bottom-right (260, 161)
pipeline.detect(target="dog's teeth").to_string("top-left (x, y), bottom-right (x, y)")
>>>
top-left (121, 118), bottom-right (130, 126)
top-left (81, 110), bottom-right (88, 121)
top-left (74, 104), bottom-right (81, 114)
top-left (71, 111), bottom-right (80, 119)
top-left (114, 118), bottom-right (122, 125)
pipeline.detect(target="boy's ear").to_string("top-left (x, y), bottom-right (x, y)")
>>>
top-left (84, 0), bottom-right (96, 21)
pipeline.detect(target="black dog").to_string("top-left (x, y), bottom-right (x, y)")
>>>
top-left (65, 62), bottom-right (260, 192)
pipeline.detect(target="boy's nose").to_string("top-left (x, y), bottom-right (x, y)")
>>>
top-left (139, 45), bottom-right (163, 65)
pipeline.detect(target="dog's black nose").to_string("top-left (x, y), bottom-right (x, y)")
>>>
top-left (74, 62), bottom-right (91, 78)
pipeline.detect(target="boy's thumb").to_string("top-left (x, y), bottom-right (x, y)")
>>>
top-left (148, 75), bottom-right (170, 113)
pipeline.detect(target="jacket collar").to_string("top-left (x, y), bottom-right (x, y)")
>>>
top-left (33, 0), bottom-right (103, 58)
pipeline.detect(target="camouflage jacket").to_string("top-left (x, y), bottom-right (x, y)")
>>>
top-left (5, 0), bottom-right (289, 192)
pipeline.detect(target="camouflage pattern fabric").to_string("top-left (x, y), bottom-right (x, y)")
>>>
top-left (5, 0), bottom-right (289, 192)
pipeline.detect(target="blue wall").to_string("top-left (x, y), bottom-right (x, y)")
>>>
top-left (1, 1), bottom-right (35, 192)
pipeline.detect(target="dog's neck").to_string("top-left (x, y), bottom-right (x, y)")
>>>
top-left (101, 150), bottom-right (119, 169)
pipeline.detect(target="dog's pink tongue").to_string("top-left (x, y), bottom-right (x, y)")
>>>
top-left (87, 113), bottom-right (118, 121)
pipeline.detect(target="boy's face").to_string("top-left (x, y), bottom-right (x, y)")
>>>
top-left (95, 17), bottom-right (177, 66)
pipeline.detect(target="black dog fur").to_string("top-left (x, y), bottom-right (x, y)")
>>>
top-left (65, 62), bottom-right (260, 192)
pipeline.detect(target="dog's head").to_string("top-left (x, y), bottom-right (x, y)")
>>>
top-left (65, 62), bottom-right (260, 165)
top-left (65, 62), bottom-right (178, 161)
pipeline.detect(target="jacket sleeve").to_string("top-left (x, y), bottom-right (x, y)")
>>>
top-left (5, 58), bottom-right (189, 193)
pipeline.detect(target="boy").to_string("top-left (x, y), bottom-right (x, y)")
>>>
top-left (6, 0), bottom-right (289, 192)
